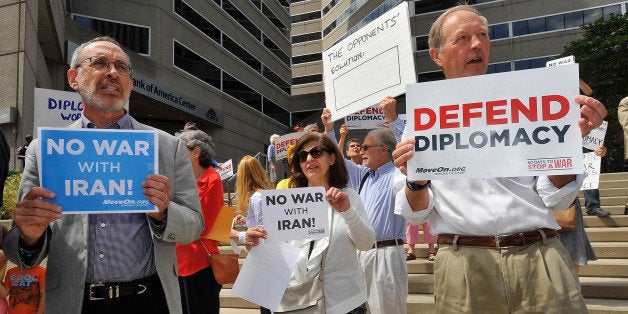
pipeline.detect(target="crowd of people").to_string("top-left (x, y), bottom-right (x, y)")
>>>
top-left (0, 3), bottom-right (623, 314)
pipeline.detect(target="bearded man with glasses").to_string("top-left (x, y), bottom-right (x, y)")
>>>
top-left (4, 36), bottom-right (203, 314)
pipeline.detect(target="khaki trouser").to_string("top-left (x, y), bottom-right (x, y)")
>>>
top-left (618, 96), bottom-right (628, 160)
top-left (434, 237), bottom-right (586, 313)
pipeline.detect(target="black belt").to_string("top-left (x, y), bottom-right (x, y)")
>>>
top-left (372, 238), bottom-right (404, 249)
top-left (437, 228), bottom-right (558, 248)
top-left (86, 274), bottom-right (158, 301)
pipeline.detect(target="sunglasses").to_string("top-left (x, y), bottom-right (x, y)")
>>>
top-left (297, 146), bottom-right (330, 163)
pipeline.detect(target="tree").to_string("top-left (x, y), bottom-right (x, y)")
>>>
top-left (561, 13), bottom-right (628, 172)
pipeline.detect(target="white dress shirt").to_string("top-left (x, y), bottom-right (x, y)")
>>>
top-left (395, 175), bottom-right (584, 236)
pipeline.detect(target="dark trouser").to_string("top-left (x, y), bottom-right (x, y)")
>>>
top-left (82, 274), bottom-right (168, 314)
top-left (179, 266), bottom-right (222, 314)
top-left (583, 188), bottom-right (600, 211)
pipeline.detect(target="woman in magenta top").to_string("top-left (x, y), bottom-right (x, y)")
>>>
top-left (176, 130), bottom-right (224, 314)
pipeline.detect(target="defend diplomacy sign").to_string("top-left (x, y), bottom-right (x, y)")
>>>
top-left (39, 128), bottom-right (158, 213)
top-left (323, 1), bottom-right (415, 121)
top-left (405, 64), bottom-right (583, 180)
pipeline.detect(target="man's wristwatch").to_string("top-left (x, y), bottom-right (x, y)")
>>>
top-left (406, 179), bottom-right (431, 191)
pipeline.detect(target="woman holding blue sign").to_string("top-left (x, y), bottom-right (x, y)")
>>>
top-left (245, 132), bottom-right (375, 313)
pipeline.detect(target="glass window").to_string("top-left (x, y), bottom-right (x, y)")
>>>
top-left (262, 3), bottom-right (289, 37)
top-left (583, 7), bottom-right (603, 24)
top-left (291, 109), bottom-right (320, 126)
top-left (292, 74), bottom-right (322, 85)
top-left (416, 36), bottom-right (429, 51)
top-left (603, 5), bottom-right (622, 19)
top-left (223, 34), bottom-right (262, 73)
top-left (72, 15), bottom-right (149, 55)
top-left (174, 0), bottom-right (221, 44)
top-left (292, 32), bottom-right (321, 44)
top-left (487, 62), bottom-right (511, 74)
top-left (322, 0), bottom-right (340, 15)
top-left (416, 71), bottom-right (444, 83)
top-left (173, 42), bottom-right (221, 89)
top-left (514, 59), bottom-right (531, 70)
top-left (292, 11), bottom-right (321, 23)
top-left (223, 0), bottom-right (262, 41)
top-left (564, 11), bottom-right (584, 28)
top-left (263, 35), bottom-right (290, 66)
top-left (263, 67), bottom-right (291, 94)
top-left (546, 14), bottom-right (564, 31)
top-left (489, 23), bottom-right (509, 40)
top-left (277, 0), bottom-right (290, 10)
top-left (292, 53), bottom-right (322, 64)
top-left (414, 0), bottom-right (499, 15)
top-left (512, 20), bottom-right (528, 36)
top-left (223, 72), bottom-right (262, 111)
top-left (263, 97), bottom-right (290, 125)
top-left (527, 17), bottom-right (546, 34)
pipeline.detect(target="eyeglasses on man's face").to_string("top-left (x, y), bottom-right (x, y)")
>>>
top-left (297, 146), bottom-right (330, 163)
top-left (78, 56), bottom-right (133, 76)
top-left (348, 143), bottom-right (361, 149)
top-left (360, 144), bottom-right (383, 152)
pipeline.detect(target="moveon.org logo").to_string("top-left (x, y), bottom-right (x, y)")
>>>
top-left (415, 166), bottom-right (466, 175)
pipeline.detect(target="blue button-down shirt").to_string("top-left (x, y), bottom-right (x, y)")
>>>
top-left (346, 161), bottom-right (406, 241)
top-left (81, 113), bottom-right (157, 282)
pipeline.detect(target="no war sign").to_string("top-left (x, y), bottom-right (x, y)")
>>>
top-left (262, 187), bottom-right (329, 241)
top-left (39, 128), bottom-right (158, 213)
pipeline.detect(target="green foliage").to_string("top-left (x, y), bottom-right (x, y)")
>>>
top-left (2, 172), bottom-right (22, 219)
top-left (561, 13), bottom-right (628, 172)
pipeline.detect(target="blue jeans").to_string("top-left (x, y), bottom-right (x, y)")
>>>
top-left (583, 189), bottom-right (601, 211)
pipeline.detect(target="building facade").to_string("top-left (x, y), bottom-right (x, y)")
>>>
top-left (290, 0), bottom-right (627, 111)
top-left (0, 0), bottom-right (626, 172)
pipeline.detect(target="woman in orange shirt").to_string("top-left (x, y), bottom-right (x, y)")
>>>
top-left (176, 130), bottom-right (224, 314)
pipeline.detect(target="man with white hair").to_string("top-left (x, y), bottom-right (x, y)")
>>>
top-left (267, 133), bottom-right (282, 188)
top-left (392, 5), bottom-right (606, 312)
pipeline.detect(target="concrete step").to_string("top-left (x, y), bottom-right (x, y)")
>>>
top-left (218, 291), bottom-right (628, 313)
top-left (586, 227), bottom-right (628, 242)
top-left (581, 277), bottom-right (628, 300)
top-left (584, 215), bottom-right (628, 228)
top-left (585, 298), bottom-right (628, 313)
top-left (578, 196), bottom-right (628, 206)
top-left (600, 172), bottom-right (628, 181)
top-left (579, 259), bottom-right (628, 278)
top-left (591, 242), bottom-right (628, 259)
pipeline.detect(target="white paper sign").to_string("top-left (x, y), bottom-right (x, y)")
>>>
top-left (262, 187), bottom-right (329, 241)
top-left (274, 132), bottom-right (305, 160)
top-left (344, 106), bottom-right (387, 129)
top-left (34, 88), bottom-right (83, 136)
top-left (405, 64), bottom-right (583, 180)
top-left (323, 2), bottom-right (416, 121)
top-left (582, 121), bottom-right (607, 151)
top-left (581, 152), bottom-right (601, 190)
top-left (34, 88), bottom-right (130, 138)
top-left (546, 55), bottom-right (575, 67)
top-left (231, 242), bottom-right (301, 311)
top-left (217, 159), bottom-right (234, 180)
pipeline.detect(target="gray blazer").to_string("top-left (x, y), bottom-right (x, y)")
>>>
top-left (4, 118), bottom-right (203, 314)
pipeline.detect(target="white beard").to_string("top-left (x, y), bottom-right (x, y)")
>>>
top-left (79, 90), bottom-right (128, 112)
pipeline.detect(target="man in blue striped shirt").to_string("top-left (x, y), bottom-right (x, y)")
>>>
top-left (323, 98), bottom-right (408, 314)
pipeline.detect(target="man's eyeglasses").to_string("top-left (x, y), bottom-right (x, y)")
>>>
top-left (297, 146), bottom-right (330, 163)
top-left (360, 144), bottom-right (384, 151)
top-left (348, 143), bottom-right (361, 148)
top-left (78, 56), bottom-right (133, 76)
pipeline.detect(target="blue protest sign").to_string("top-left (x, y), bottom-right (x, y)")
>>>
top-left (39, 128), bottom-right (159, 213)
